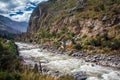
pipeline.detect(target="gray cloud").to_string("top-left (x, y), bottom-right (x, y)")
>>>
top-left (0, 0), bottom-right (47, 22)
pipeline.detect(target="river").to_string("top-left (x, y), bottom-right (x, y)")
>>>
top-left (15, 42), bottom-right (120, 80)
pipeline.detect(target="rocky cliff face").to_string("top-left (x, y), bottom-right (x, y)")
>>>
top-left (28, 0), bottom-right (120, 34)
top-left (27, 0), bottom-right (120, 54)
top-left (27, 1), bottom-right (48, 33)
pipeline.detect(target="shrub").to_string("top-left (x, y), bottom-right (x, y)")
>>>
top-left (0, 50), bottom-right (19, 71)
top-left (0, 42), bottom-right (3, 51)
top-left (101, 38), bottom-right (120, 50)
top-left (111, 38), bottom-right (120, 50)
top-left (0, 72), bottom-right (21, 80)
top-left (6, 40), bottom-right (17, 53)
top-left (29, 38), bottom-right (33, 43)
top-left (99, 4), bottom-right (105, 11)
top-left (74, 43), bottom-right (82, 50)
top-left (59, 74), bottom-right (75, 80)
top-left (61, 27), bottom-right (68, 34)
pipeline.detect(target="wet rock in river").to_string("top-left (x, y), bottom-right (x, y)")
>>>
top-left (64, 51), bottom-right (74, 56)
top-left (72, 71), bottom-right (87, 80)
top-left (47, 70), bottom-right (63, 77)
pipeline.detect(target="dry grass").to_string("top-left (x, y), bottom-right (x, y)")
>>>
top-left (21, 69), bottom-right (58, 80)
top-left (20, 68), bottom-right (75, 80)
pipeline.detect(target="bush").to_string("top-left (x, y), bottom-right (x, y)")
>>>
top-left (0, 50), bottom-right (19, 71)
top-left (101, 38), bottom-right (120, 50)
top-left (111, 38), bottom-right (120, 50)
top-left (0, 72), bottom-right (21, 80)
top-left (74, 43), bottom-right (82, 50)
top-left (61, 27), bottom-right (68, 34)
top-left (29, 39), bottom-right (33, 43)
top-left (94, 4), bottom-right (105, 12)
top-left (0, 42), bottom-right (3, 51)
top-left (6, 40), bottom-right (17, 53)
top-left (99, 4), bottom-right (105, 11)
top-left (81, 36), bottom-right (102, 47)
top-left (0, 39), bottom-right (19, 71)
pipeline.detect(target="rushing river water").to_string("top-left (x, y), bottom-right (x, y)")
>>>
top-left (16, 42), bottom-right (120, 80)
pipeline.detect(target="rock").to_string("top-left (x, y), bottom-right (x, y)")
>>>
top-left (76, 0), bottom-right (87, 7)
top-left (111, 17), bottom-right (117, 25)
top-left (71, 53), bottom-right (79, 57)
top-left (38, 50), bottom-right (43, 52)
top-left (91, 64), bottom-right (95, 67)
top-left (47, 70), bottom-right (63, 77)
top-left (42, 67), bottom-right (49, 73)
top-left (107, 57), bottom-right (112, 61)
top-left (116, 63), bottom-right (120, 69)
top-left (99, 55), bottom-right (106, 60)
top-left (93, 55), bottom-right (98, 58)
top-left (91, 59), bottom-right (97, 62)
top-left (72, 71), bottom-right (87, 80)
top-left (57, 50), bottom-right (63, 54)
top-left (68, 0), bottom-right (87, 13)
top-left (68, 51), bottom-right (74, 56)
top-left (40, 60), bottom-right (49, 63)
top-left (101, 14), bottom-right (108, 21)
top-left (85, 59), bottom-right (90, 62)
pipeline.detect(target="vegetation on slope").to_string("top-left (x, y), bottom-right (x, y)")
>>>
top-left (17, 0), bottom-right (120, 54)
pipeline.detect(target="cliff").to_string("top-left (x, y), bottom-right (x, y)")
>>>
top-left (27, 0), bottom-right (120, 54)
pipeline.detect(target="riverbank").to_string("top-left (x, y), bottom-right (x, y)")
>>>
top-left (38, 44), bottom-right (120, 69)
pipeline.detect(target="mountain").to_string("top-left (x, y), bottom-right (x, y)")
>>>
top-left (0, 21), bottom-right (20, 38)
top-left (26, 0), bottom-right (120, 54)
top-left (0, 15), bottom-right (28, 32)
top-left (0, 21), bottom-right (18, 32)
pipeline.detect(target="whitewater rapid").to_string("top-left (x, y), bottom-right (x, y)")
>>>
top-left (16, 42), bottom-right (120, 80)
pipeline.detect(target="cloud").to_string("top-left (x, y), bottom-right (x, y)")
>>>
top-left (0, 0), bottom-right (47, 22)
top-left (11, 11), bottom-right (32, 22)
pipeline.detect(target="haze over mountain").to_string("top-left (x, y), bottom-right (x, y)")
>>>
top-left (0, 15), bottom-right (28, 33)
top-left (0, 21), bottom-right (19, 36)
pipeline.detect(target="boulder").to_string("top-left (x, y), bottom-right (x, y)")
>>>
top-left (72, 71), bottom-right (87, 80)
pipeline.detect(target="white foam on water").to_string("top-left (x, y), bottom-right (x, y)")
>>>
top-left (16, 42), bottom-right (120, 80)
top-left (86, 77), bottom-right (100, 80)
top-left (46, 59), bottom-right (82, 74)
top-left (102, 71), bottom-right (120, 80)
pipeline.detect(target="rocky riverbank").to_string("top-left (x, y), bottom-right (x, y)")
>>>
top-left (39, 45), bottom-right (120, 69)
top-left (16, 42), bottom-right (120, 80)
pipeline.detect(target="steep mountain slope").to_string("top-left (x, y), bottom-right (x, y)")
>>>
top-left (0, 21), bottom-right (19, 38)
top-left (0, 15), bottom-right (28, 32)
top-left (0, 21), bottom-right (18, 33)
top-left (27, 0), bottom-right (120, 54)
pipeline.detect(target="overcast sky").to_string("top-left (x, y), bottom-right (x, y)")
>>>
top-left (0, 0), bottom-right (47, 22)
